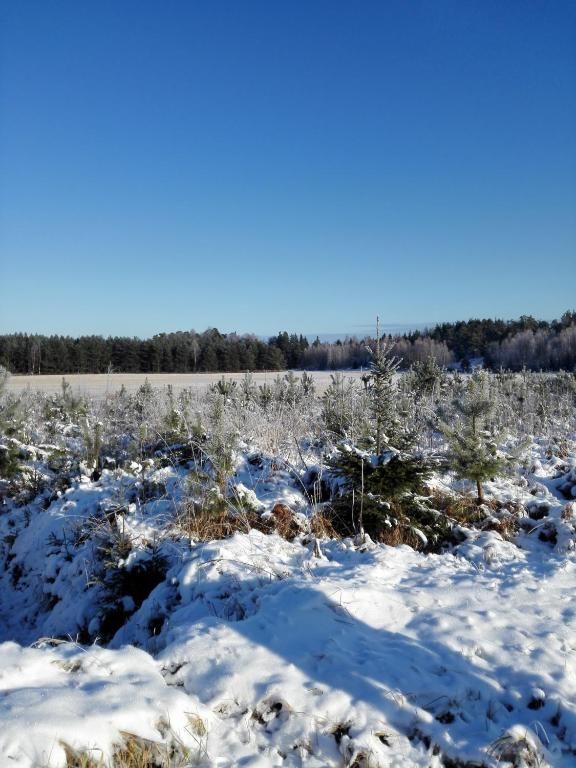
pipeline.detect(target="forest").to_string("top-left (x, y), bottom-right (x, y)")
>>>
top-left (1, 310), bottom-right (575, 375)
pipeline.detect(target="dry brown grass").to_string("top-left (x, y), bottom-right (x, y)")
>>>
top-left (174, 499), bottom-right (340, 544)
top-left (61, 730), bottom-right (195, 768)
top-left (61, 742), bottom-right (105, 768)
top-left (428, 489), bottom-right (523, 541)
top-left (374, 500), bottom-right (427, 549)
top-left (59, 708), bottom-right (212, 768)
top-left (483, 514), bottom-right (520, 540)
top-left (111, 733), bottom-right (166, 767)
top-left (561, 501), bottom-right (575, 521)
top-left (174, 500), bottom-right (255, 541)
top-left (309, 508), bottom-right (341, 539)
top-left (269, 503), bottom-right (301, 540)
top-left (426, 489), bottom-right (491, 524)
top-left (377, 521), bottom-right (421, 548)
top-left (175, 488), bottom-right (510, 550)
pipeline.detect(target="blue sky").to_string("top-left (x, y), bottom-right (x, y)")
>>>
top-left (1, 0), bottom-right (575, 338)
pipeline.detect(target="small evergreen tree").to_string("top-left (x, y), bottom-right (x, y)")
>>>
top-left (366, 327), bottom-right (401, 453)
top-left (326, 441), bottom-right (433, 546)
top-left (329, 442), bottom-right (430, 500)
top-left (440, 372), bottom-right (511, 504)
top-left (322, 373), bottom-right (357, 438)
top-left (411, 356), bottom-right (446, 400)
top-left (325, 320), bottom-right (432, 545)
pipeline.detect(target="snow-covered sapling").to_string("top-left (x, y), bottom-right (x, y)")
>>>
top-left (440, 372), bottom-right (512, 504)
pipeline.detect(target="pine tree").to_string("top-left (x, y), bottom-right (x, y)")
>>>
top-left (329, 442), bottom-right (430, 500)
top-left (326, 441), bottom-right (432, 545)
top-left (440, 372), bottom-right (510, 504)
top-left (326, 319), bottom-right (430, 544)
top-left (322, 373), bottom-right (357, 438)
top-left (365, 318), bottom-right (402, 452)
top-left (411, 356), bottom-right (446, 400)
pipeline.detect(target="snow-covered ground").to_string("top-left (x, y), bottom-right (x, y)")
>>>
top-left (6, 371), bottom-right (367, 399)
top-left (1, 432), bottom-right (576, 767)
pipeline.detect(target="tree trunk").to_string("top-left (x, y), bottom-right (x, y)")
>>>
top-left (476, 479), bottom-right (484, 505)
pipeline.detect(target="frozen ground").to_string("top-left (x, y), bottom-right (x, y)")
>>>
top-left (7, 371), bottom-right (367, 399)
top-left (1, 434), bottom-right (576, 767)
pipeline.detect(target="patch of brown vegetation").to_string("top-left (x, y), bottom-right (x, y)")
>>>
top-left (61, 742), bottom-right (105, 767)
top-left (426, 490), bottom-right (490, 524)
top-left (374, 500), bottom-right (426, 549)
top-left (309, 509), bottom-right (340, 539)
top-left (175, 501), bottom-right (266, 541)
top-left (270, 503), bottom-right (301, 540)
top-left (482, 514), bottom-right (520, 540)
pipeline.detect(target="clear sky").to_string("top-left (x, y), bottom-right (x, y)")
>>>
top-left (1, 0), bottom-right (575, 338)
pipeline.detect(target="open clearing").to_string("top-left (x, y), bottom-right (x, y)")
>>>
top-left (7, 370), bottom-right (366, 398)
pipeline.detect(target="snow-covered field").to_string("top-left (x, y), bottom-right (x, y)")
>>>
top-left (1, 370), bottom-right (576, 767)
top-left (7, 371), bottom-right (367, 399)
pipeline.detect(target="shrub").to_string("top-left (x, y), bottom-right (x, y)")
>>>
top-left (439, 372), bottom-right (512, 504)
top-left (326, 442), bottom-right (433, 545)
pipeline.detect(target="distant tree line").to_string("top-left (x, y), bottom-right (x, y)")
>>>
top-left (0, 330), bottom-right (305, 375)
top-left (1, 311), bottom-right (575, 374)
top-left (414, 311), bottom-right (576, 365)
top-left (487, 325), bottom-right (576, 371)
top-left (300, 336), bottom-right (453, 370)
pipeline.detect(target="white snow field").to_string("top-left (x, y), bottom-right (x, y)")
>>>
top-left (1, 439), bottom-right (576, 768)
top-left (6, 371), bottom-right (367, 399)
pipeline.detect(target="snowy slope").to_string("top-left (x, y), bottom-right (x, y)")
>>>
top-left (0, 440), bottom-right (575, 766)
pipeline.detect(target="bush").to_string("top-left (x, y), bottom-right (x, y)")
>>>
top-left (326, 442), bottom-right (433, 544)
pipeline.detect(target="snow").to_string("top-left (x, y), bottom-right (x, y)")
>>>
top-left (6, 371), bottom-right (369, 400)
top-left (1, 416), bottom-right (576, 765)
top-left (0, 642), bottom-right (205, 767)
top-left (3, 519), bottom-right (576, 765)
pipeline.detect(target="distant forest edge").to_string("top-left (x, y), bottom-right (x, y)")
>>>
top-left (2, 312), bottom-right (576, 375)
